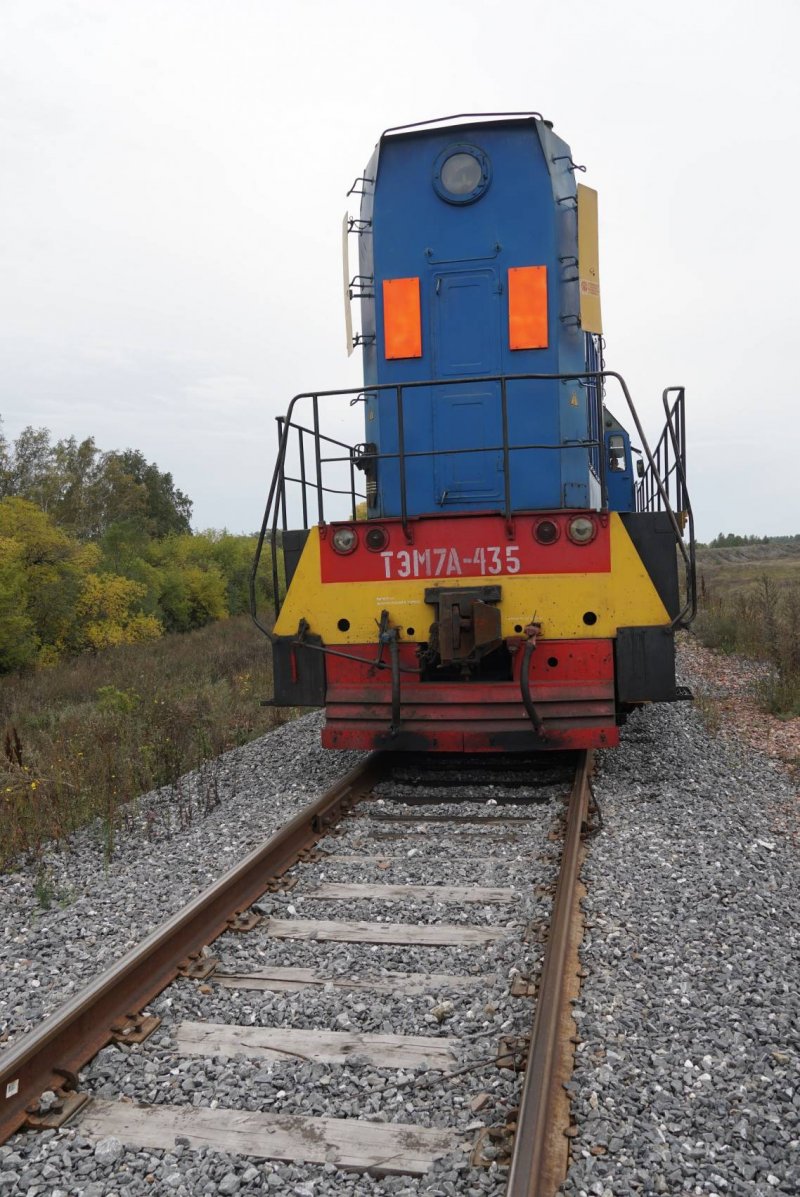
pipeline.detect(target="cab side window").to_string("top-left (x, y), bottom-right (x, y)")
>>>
top-left (608, 434), bottom-right (626, 473)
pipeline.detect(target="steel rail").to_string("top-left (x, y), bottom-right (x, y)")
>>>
top-left (506, 749), bottom-right (592, 1196)
top-left (0, 752), bottom-right (386, 1145)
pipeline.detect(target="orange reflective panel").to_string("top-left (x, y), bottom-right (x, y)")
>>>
top-left (508, 266), bottom-right (548, 350)
top-left (383, 277), bottom-right (422, 359)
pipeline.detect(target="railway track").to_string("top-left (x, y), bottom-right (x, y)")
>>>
top-left (0, 749), bottom-right (593, 1194)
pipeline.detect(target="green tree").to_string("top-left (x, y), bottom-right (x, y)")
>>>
top-left (3, 426), bottom-right (54, 508)
top-left (0, 421), bottom-right (10, 495)
top-left (106, 449), bottom-right (192, 537)
top-left (50, 435), bottom-right (103, 538)
top-left (0, 422), bottom-right (193, 542)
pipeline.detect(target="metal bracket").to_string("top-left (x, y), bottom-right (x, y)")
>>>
top-left (110, 1013), bottom-right (161, 1045)
top-left (312, 801), bottom-right (352, 835)
top-left (496, 1034), bottom-right (530, 1071)
top-left (471, 1120), bottom-right (517, 1168)
top-left (347, 176), bottom-right (374, 196)
top-left (226, 911), bottom-right (263, 933)
top-left (348, 274), bottom-right (374, 300)
top-left (262, 875), bottom-right (298, 894)
top-left (510, 975), bottom-right (539, 998)
top-left (177, 953), bottom-right (219, 980)
top-left (523, 919), bottom-right (549, 944)
top-left (552, 154), bottom-right (587, 173)
top-left (347, 218), bottom-right (372, 233)
top-left (352, 333), bottom-right (376, 348)
top-left (24, 1070), bottom-right (90, 1131)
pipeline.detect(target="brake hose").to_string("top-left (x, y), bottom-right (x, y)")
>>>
top-left (520, 631), bottom-right (545, 735)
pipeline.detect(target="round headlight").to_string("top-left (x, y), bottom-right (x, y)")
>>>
top-left (433, 143), bottom-right (491, 205)
top-left (331, 527), bottom-right (358, 555)
top-left (364, 526), bottom-right (389, 552)
top-left (567, 516), bottom-right (597, 545)
top-left (533, 518), bottom-right (560, 545)
top-left (441, 152), bottom-right (483, 195)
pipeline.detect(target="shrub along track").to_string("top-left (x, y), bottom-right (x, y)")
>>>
top-left (0, 749), bottom-right (593, 1194)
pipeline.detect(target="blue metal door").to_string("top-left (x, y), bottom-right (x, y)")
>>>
top-left (432, 269), bottom-right (503, 508)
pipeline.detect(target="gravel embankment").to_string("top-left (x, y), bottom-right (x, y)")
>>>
top-left (562, 662), bottom-right (799, 1196)
top-left (1, 644), bottom-right (798, 1197)
top-left (1, 713), bottom-right (363, 1048)
top-left (1, 763), bottom-right (565, 1196)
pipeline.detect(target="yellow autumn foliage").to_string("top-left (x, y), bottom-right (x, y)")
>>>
top-left (76, 573), bottom-right (163, 652)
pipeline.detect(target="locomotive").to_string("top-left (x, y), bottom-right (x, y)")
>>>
top-left (251, 113), bottom-right (695, 752)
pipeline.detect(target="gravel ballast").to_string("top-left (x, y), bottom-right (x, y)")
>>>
top-left (2, 760), bottom-right (563, 1196)
top-left (563, 667), bottom-right (799, 1196)
top-left (0, 712), bottom-right (363, 1047)
top-left (1, 644), bottom-right (798, 1196)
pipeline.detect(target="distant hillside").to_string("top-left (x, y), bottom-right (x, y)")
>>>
top-left (697, 541), bottom-right (800, 565)
top-left (696, 540), bottom-right (800, 597)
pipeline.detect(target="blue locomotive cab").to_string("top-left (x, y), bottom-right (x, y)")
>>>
top-left (603, 409), bottom-right (636, 512)
top-left (355, 116), bottom-right (605, 518)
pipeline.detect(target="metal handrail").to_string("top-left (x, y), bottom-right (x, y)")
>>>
top-left (660, 388), bottom-right (697, 626)
top-left (249, 370), bottom-right (689, 636)
top-left (381, 112), bottom-right (547, 139)
top-left (634, 387), bottom-right (696, 627)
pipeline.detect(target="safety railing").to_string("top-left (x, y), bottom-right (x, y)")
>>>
top-left (635, 387), bottom-right (696, 625)
top-left (636, 386), bottom-right (688, 515)
top-left (250, 371), bottom-right (694, 634)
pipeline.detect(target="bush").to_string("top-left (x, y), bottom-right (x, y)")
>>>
top-left (0, 498), bottom-right (276, 671)
top-left (0, 615), bottom-right (294, 868)
top-left (695, 572), bottom-right (800, 719)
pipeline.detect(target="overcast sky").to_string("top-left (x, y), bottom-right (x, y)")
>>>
top-left (1, 0), bottom-right (798, 542)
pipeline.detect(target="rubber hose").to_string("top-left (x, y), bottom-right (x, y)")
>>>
top-left (520, 639), bottom-right (545, 735)
top-left (389, 633), bottom-right (401, 733)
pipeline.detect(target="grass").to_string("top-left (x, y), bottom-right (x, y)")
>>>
top-left (0, 616), bottom-right (299, 870)
top-left (695, 544), bottom-right (800, 719)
